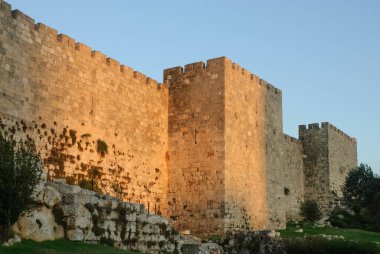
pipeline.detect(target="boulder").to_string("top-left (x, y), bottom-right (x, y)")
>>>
top-left (14, 206), bottom-right (64, 241)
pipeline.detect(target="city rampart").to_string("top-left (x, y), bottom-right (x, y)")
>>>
top-left (0, 0), bottom-right (358, 236)
top-left (0, 0), bottom-right (169, 215)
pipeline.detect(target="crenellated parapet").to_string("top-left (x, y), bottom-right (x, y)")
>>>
top-left (227, 59), bottom-right (281, 96)
top-left (282, 133), bottom-right (302, 145)
top-left (299, 122), bottom-right (356, 143)
top-left (163, 56), bottom-right (281, 97)
top-left (0, 0), bottom-right (166, 93)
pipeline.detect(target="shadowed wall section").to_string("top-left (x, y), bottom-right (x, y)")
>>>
top-left (224, 60), bottom-right (284, 230)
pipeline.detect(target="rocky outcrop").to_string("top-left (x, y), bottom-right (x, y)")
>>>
top-left (13, 181), bottom-right (182, 254)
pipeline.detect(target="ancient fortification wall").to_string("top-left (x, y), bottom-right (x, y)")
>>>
top-left (299, 123), bottom-right (357, 211)
top-left (164, 58), bottom-right (226, 235)
top-left (0, 1), bottom-right (169, 214)
top-left (279, 135), bottom-right (304, 221)
top-left (224, 60), bottom-right (283, 230)
top-left (0, 0), bottom-right (358, 236)
top-left (326, 123), bottom-right (357, 197)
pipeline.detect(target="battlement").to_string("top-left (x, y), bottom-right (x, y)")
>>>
top-left (163, 56), bottom-right (281, 95)
top-left (299, 122), bottom-right (356, 143)
top-left (282, 133), bottom-right (302, 145)
top-left (163, 57), bottom-right (227, 81)
top-left (0, 0), bottom-right (166, 91)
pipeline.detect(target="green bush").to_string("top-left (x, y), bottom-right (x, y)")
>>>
top-left (300, 200), bottom-right (321, 222)
top-left (342, 164), bottom-right (380, 232)
top-left (284, 238), bottom-right (378, 254)
top-left (0, 133), bottom-right (43, 242)
top-left (328, 208), bottom-right (380, 232)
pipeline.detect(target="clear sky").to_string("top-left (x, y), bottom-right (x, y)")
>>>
top-left (6, 0), bottom-right (380, 172)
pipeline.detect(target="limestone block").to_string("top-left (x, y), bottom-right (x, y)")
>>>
top-left (43, 185), bottom-right (62, 208)
top-left (62, 204), bottom-right (90, 217)
top-left (90, 195), bottom-right (99, 205)
top-left (146, 215), bottom-right (165, 224)
top-left (59, 184), bottom-right (81, 194)
top-left (81, 189), bottom-right (95, 196)
top-left (66, 228), bottom-right (84, 241)
top-left (136, 213), bottom-right (148, 223)
top-left (126, 212), bottom-right (136, 222)
top-left (106, 210), bottom-right (119, 220)
top-left (102, 220), bottom-right (116, 233)
top-left (14, 206), bottom-right (64, 241)
top-left (83, 229), bottom-right (97, 241)
top-left (97, 199), bottom-right (107, 208)
top-left (127, 221), bottom-right (136, 233)
top-left (67, 216), bottom-right (91, 229)
top-left (63, 193), bottom-right (92, 205)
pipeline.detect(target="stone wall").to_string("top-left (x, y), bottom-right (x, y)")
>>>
top-left (0, 0), bottom-right (169, 214)
top-left (279, 135), bottom-right (304, 221)
top-left (165, 58), bottom-right (226, 235)
top-left (0, 0), bottom-right (359, 236)
top-left (327, 123), bottom-right (357, 198)
top-left (299, 122), bottom-right (357, 212)
top-left (13, 181), bottom-right (182, 254)
top-left (224, 60), bottom-right (283, 230)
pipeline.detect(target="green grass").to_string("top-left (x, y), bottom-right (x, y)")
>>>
top-left (0, 239), bottom-right (144, 254)
top-left (279, 222), bottom-right (380, 243)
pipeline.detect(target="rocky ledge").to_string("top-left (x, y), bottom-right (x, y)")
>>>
top-left (11, 181), bottom-right (182, 254)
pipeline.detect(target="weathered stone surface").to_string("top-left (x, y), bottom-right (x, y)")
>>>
top-left (0, 0), bottom-right (357, 237)
top-left (13, 206), bottom-right (64, 241)
top-left (66, 228), bottom-right (84, 241)
top-left (43, 185), bottom-right (62, 208)
top-left (13, 182), bottom-right (182, 254)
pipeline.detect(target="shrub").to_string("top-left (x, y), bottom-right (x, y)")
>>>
top-left (0, 133), bottom-right (43, 242)
top-left (342, 164), bottom-right (380, 231)
top-left (284, 238), bottom-right (378, 254)
top-left (300, 200), bottom-right (321, 222)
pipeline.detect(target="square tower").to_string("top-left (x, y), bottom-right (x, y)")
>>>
top-left (164, 57), bottom-right (284, 235)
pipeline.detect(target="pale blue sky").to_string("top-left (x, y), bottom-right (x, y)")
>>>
top-left (6, 0), bottom-right (380, 172)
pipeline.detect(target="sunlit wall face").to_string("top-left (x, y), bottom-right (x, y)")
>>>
top-left (166, 58), bottom-right (226, 235)
top-left (0, 3), bottom-right (169, 214)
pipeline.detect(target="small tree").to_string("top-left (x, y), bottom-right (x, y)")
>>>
top-left (343, 164), bottom-right (380, 214)
top-left (300, 200), bottom-right (322, 222)
top-left (342, 164), bottom-right (380, 230)
top-left (0, 133), bottom-right (43, 242)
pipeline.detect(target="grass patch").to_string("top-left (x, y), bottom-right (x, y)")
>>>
top-left (279, 222), bottom-right (380, 243)
top-left (285, 237), bottom-right (379, 254)
top-left (0, 239), bottom-right (144, 254)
